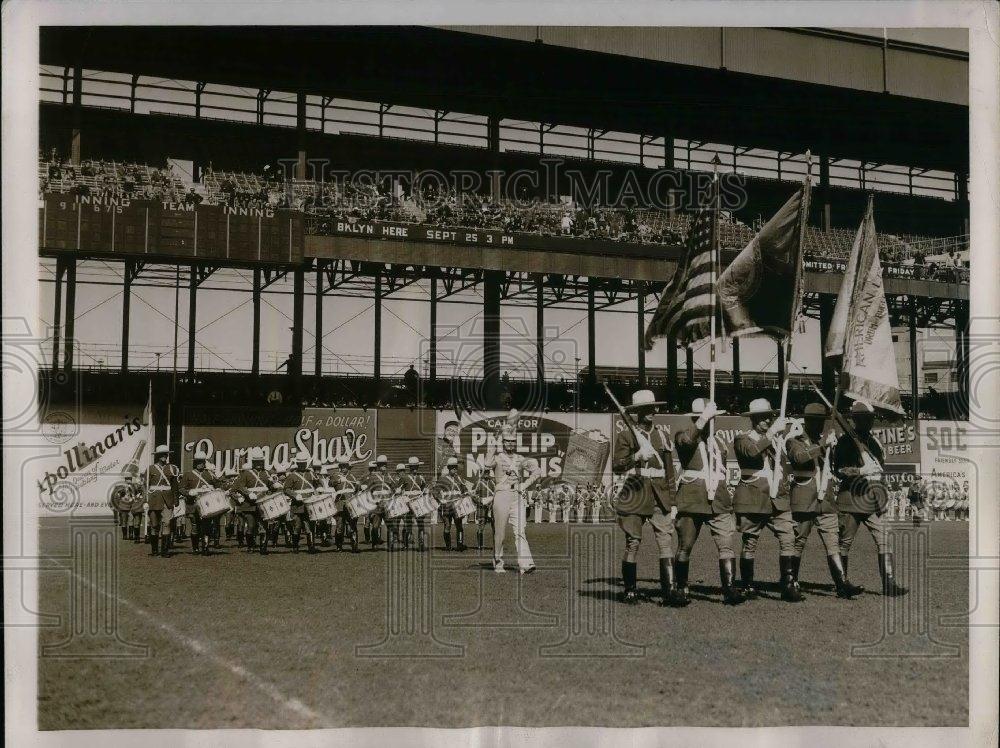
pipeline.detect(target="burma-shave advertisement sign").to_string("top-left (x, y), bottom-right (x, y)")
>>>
top-left (181, 408), bottom-right (376, 475)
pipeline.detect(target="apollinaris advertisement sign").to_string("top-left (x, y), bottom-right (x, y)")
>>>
top-left (181, 408), bottom-right (376, 475)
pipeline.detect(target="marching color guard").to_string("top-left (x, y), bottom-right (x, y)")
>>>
top-left (673, 398), bottom-right (743, 606)
top-left (612, 389), bottom-right (686, 607)
top-left (787, 403), bottom-right (863, 599)
top-left (834, 400), bottom-right (907, 596)
top-left (732, 398), bottom-right (801, 602)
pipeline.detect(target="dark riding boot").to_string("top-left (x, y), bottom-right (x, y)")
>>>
top-left (878, 553), bottom-right (908, 596)
top-left (719, 558), bottom-right (746, 605)
top-left (827, 553), bottom-right (863, 598)
top-left (351, 531), bottom-right (360, 553)
top-left (191, 532), bottom-right (199, 553)
top-left (260, 532), bottom-right (269, 555)
top-left (150, 535), bottom-right (160, 556)
top-left (779, 555), bottom-right (803, 602)
top-left (363, 525), bottom-right (371, 544)
top-left (457, 529), bottom-right (466, 552)
top-left (161, 535), bottom-right (171, 557)
top-left (418, 529), bottom-right (427, 552)
top-left (739, 557), bottom-right (759, 599)
top-left (476, 529), bottom-right (484, 551)
top-left (659, 557), bottom-right (688, 607)
top-left (675, 558), bottom-right (691, 604)
top-left (444, 530), bottom-right (452, 551)
top-left (619, 561), bottom-right (640, 604)
top-left (292, 533), bottom-right (301, 553)
top-left (201, 535), bottom-right (211, 556)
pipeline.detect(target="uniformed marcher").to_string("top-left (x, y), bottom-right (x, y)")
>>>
top-left (732, 398), bottom-right (800, 602)
top-left (381, 463), bottom-right (408, 551)
top-left (400, 456), bottom-right (430, 552)
top-left (673, 398), bottom-right (743, 605)
top-left (473, 465), bottom-right (496, 552)
top-left (787, 403), bottom-right (863, 599)
top-left (284, 451), bottom-right (317, 553)
top-left (128, 473), bottom-right (147, 543)
top-left (612, 389), bottom-right (685, 607)
top-left (361, 460), bottom-right (378, 544)
top-left (834, 400), bottom-right (907, 596)
top-left (230, 448), bottom-right (274, 554)
top-left (145, 444), bottom-right (180, 557)
top-left (109, 474), bottom-right (137, 540)
top-left (178, 449), bottom-right (222, 555)
top-left (332, 456), bottom-right (361, 553)
top-left (366, 455), bottom-right (393, 549)
top-left (434, 457), bottom-right (469, 552)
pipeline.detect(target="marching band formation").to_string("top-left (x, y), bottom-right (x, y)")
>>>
top-left (108, 389), bottom-right (956, 604)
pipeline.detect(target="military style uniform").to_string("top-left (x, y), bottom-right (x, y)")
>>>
top-left (333, 470), bottom-right (362, 553)
top-left (673, 421), bottom-right (742, 604)
top-left (109, 479), bottom-right (136, 540)
top-left (399, 471), bottom-right (430, 551)
top-left (145, 460), bottom-right (179, 556)
top-left (230, 465), bottom-right (273, 552)
top-left (128, 479), bottom-right (147, 542)
top-left (284, 467), bottom-right (317, 552)
top-left (366, 469), bottom-right (395, 549)
top-left (732, 429), bottom-right (797, 598)
top-left (178, 465), bottom-right (222, 554)
top-left (473, 471), bottom-right (496, 551)
top-left (433, 472), bottom-right (468, 551)
top-left (613, 422), bottom-right (684, 605)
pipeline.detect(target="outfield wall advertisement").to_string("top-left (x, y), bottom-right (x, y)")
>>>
top-left (181, 408), bottom-right (376, 476)
top-left (35, 404), bottom-right (152, 516)
top-left (920, 420), bottom-right (974, 489)
top-left (434, 411), bottom-right (613, 484)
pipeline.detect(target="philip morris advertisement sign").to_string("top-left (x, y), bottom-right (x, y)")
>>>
top-left (181, 408), bottom-right (376, 474)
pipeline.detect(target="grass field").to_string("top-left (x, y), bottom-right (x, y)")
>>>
top-left (36, 515), bottom-right (969, 729)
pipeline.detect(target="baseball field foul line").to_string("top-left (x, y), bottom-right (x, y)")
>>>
top-left (66, 569), bottom-right (333, 727)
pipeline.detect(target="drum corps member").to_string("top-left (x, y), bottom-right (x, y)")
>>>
top-left (732, 398), bottom-right (800, 602)
top-left (145, 444), bottom-right (180, 557)
top-left (129, 473), bottom-right (147, 543)
top-left (284, 451), bottom-right (317, 553)
top-left (834, 400), bottom-right (907, 596)
top-left (612, 389), bottom-right (686, 607)
top-left (230, 448), bottom-right (273, 554)
top-left (366, 455), bottom-right (393, 549)
top-left (178, 449), bottom-right (222, 555)
top-left (473, 465), bottom-right (496, 553)
top-left (435, 457), bottom-right (468, 552)
top-left (787, 403), bottom-right (863, 599)
top-left (400, 456), bottom-right (430, 552)
top-left (332, 456), bottom-right (362, 553)
top-left (673, 398), bottom-right (743, 606)
top-left (109, 474), bottom-right (136, 540)
top-left (483, 426), bottom-right (538, 574)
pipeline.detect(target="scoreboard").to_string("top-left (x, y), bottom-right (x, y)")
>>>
top-left (39, 193), bottom-right (304, 264)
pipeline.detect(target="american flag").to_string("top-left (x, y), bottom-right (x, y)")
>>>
top-left (643, 196), bottom-right (720, 350)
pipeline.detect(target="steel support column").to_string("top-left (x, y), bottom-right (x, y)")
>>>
top-left (429, 276), bottom-right (437, 386)
top-left (587, 278), bottom-right (597, 387)
top-left (70, 66), bottom-right (82, 164)
top-left (819, 154), bottom-right (832, 231)
top-left (315, 265), bottom-right (323, 377)
top-left (291, 266), bottom-right (305, 378)
top-left (52, 257), bottom-right (64, 371)
top-left (955, 300), bottom-right (969, 404)
top-left (373, 273), bottom-right (382, 383)
top-left (535, 276), bottom-right (544, 390)
top-left (908, 295), bottom-right (919, 410)
top-left (666, 336), bottom-right (678, 401)
top-left (776, 339), bottom-right (786, 387)
top-left (483, 271), bottom-right (503, 409)
top-left (187, 265), bottom-right (197, 375)
top-left (636, 282), bottom-right (646, 387)
top-left (252, 268), bottom-right (261, 375)
top-left (63, 259), bottom-right (77, 372)
top-left (732, 336), bottom-right (741, 394)
top-left (685, 346), bottom-right (694, 388)
top-left (121, 260), bottom-right (133, 373)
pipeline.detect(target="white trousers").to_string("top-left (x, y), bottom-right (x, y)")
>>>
top-left (493, 489), bottom-right (533, 571)
top-left (534, 501), bottom-right (543, 523)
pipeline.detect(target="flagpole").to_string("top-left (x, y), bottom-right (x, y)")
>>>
top-left (708, 158), bottom-right (721, 497)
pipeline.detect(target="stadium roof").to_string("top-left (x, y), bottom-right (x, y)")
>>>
top-left (40, 25), bottom-right (968, 174)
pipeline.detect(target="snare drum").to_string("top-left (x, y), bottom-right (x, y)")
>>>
top-left (196, 489), bottom-right (231, 519)
top-left (305, 492), bottom-right (338, 522)
top-left (386, 496), bottom-right (410, 519)
top-left (258, 492), bottom-right (291, 522)
top-left (347, 490), bottom-right (378, 519)
top-left (408, 494), bottom-right (439, 518)
top-left (173, 499), bottom-right (187, 519)
top-left (453, 496), bottom-right (477, 518)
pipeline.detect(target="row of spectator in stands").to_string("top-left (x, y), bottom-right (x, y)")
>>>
top-left (38, 154), bottom-right (968, 279)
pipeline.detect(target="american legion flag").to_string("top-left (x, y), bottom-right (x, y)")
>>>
top-left (643, 185), bottom-right (721, 350)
